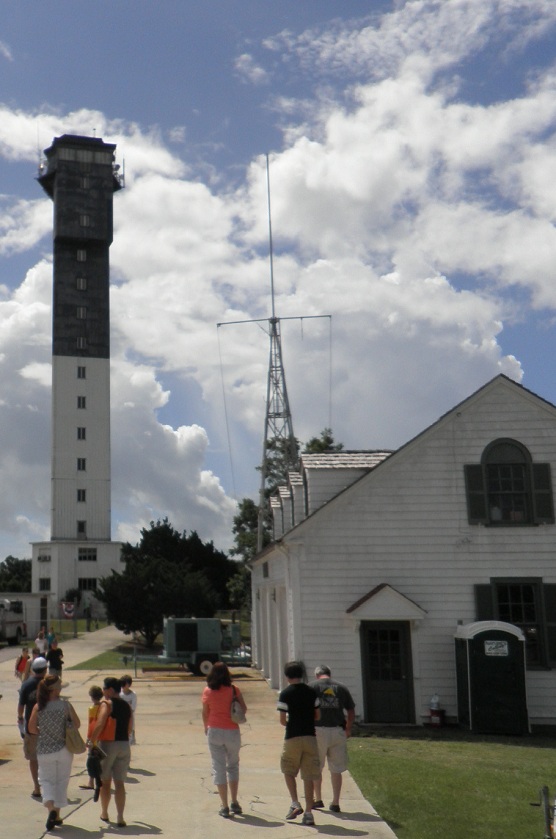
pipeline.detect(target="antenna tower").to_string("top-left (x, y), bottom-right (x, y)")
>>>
top-left (218, 154), bottom-right (330, 552)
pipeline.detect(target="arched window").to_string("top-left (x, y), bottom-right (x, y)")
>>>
top-left (464, 438), bottom-right (554, 525)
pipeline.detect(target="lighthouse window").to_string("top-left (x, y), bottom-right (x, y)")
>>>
top-left (77, 520), bottom-right (87, 536)
top-left (39, 578), bottom-right (51, 592)
top-left (76, 276), bottom-right (87, 291)
top-left (77, 366), bottom-right (86, 379)
top-left (77, 458), bottom-right (86, 471)
top-left (77, 307), bottom-right (87, 320)
top-left (77, 249), bottom-right (87, 262)
top-left (79, 214), bottom-right (91, 227)
top-left (77, 427), bottom-right (86, 440)
top-left (80, 176), bottom-right (90, 189)
top-left (76, 337), bottom-right (87, 349)
top-left (78, 548), bottom-right (97, 562)
top-left (77, 396), bottom-right (86, 409)
top-left (77, 489), bottom-right (86, 502)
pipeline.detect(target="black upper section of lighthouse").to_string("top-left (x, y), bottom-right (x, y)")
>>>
top-left (38, 134), bottom-right (122, 359)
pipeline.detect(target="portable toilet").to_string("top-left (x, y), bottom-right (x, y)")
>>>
top-left (455, 621), bottom-right (529, 735)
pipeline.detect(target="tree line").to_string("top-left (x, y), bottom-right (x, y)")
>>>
top-left (0, 428), bottom-right (341, 647)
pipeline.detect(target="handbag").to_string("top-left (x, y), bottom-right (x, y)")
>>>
top-left (65, 703), bottom-right (87, 754)
top-left (230, 686), bottom-right (246, 724)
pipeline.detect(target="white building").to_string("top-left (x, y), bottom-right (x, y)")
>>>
top-left (31, 135), bottom-right (123, 628)
top-left (251, 375), bottom-right (556, 730)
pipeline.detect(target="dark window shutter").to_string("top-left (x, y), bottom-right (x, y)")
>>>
top-left (464, 465), bottom-right (488, 524)
top-left (532, 463), bottom-right (554, 524)
top-left (544, 584), bottom-right (556, 664)
top-left (475, 584), bottom-right (494, 620)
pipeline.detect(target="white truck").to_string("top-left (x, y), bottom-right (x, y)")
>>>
top-left (0, 598), bottom-right (26, 645)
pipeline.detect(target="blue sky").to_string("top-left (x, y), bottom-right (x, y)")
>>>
top-left (1, 0), bottom-right (556, 557)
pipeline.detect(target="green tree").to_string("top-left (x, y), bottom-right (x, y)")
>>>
top-left (63, 587), bottom-right (82, 607)
top-left (230, 498), bottom-right (269, 563)
top-left (226, 563), bottom-right (252, 612)
top-left (0, 556), bottom-right (32, 592)
top-left (96, 519), bottom-right (237, 647)
top-left (231, 429), bottom-right (343, 560)
top-left (303, 427), bottom-right (344, 453)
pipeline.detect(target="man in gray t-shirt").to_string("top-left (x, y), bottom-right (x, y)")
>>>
top-left (308, 665), bottom-right (355, 813)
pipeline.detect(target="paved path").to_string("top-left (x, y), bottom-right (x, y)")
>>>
top-left (0, 626), bottom-right (397, 838)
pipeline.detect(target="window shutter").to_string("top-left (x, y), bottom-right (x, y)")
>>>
top-left (544, 584), bottom-right (556, 664)
top-left (532, 463), bottom-right (554, 524)
top-left (464, 465), bottom-right (488, 524)
top-left (475, 584), bottom-right (494, 620)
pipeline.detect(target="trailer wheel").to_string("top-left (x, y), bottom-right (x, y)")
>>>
top-left (195, 657), bottom-right (216, 676)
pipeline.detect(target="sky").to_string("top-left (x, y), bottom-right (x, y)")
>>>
top-left (1, 0), bottom-right (556, 558)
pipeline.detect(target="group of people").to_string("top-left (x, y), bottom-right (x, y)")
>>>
top-left (202, 659), bottom-right (354, 826)
top-left (17, 657), bottom-right (136, 831)
top-left (14, 627), bottom-right (64, 684)
top-left (16, 639), bottom-right (353, 830)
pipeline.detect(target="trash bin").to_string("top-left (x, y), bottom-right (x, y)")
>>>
top-left (430, 708), bottom-right (445, 727)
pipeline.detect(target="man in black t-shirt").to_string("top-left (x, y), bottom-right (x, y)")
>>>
top-left (277, 661), bottom-right (321, 826)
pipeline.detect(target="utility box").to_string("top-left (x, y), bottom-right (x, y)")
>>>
top-left (161, 617), bottom-right (242, 675)
top-left (455, 621), bottom-right (529, 735)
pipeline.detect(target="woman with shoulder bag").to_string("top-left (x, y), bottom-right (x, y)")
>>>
top-left (202, 661), bottom-right (247, 818)
top-left (28, 674), bottom-right (81, 831)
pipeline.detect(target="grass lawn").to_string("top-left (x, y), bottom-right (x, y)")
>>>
top-left (349, 728), bottom-right (556, 839)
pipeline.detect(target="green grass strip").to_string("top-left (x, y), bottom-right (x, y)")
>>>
top-left (349, 732), bottom-right (556, 839)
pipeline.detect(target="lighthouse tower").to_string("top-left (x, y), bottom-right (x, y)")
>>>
top-left (31, 135), bottom-right (123, 620)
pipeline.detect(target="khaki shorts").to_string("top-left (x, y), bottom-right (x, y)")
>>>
top-left (316, 726), bottom-right (349, 774)
top-left (280, 736), bottom-right (320, 781)
top-left (99, 740), bottom-right (130, 783)
top-left (23, 732), bottom-right (38, 761)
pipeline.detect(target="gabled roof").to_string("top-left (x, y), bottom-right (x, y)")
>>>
top-left (300, 451), bottom-right (393, 469)
top-left (254, 374), bottom-right (556, 560)
top-left (346, 584), bottom-right (427, 621)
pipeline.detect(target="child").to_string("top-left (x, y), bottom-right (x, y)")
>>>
top-left (14, 647), bottom-right (29, 681)
top-left (120, 675), bottom-right (137, 745)
top-left (46, 638), bottom-right (64, 677)
top-left (79, 686), bottom-right (104, 790)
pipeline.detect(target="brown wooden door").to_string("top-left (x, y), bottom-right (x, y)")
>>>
top-left (361, 621), bottom-right (415, 723)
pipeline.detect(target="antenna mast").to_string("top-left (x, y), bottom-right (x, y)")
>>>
top-left (217, 154), bottom-right (330, 553)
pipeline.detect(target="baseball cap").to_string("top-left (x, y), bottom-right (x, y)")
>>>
top-left (31, 657), bottom-right (48, 672)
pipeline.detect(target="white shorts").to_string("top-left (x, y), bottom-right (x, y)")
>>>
top-left (315, 726), bottom-right (348, 774)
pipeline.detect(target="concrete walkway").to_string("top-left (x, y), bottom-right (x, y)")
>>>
top-left (0, 626), bottom-right (397, 838)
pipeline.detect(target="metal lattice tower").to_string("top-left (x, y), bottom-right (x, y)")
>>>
top-left (218, 154), bottom-right (329, 553)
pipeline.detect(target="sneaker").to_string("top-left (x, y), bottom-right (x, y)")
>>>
top-left (329, 803), bottom-right (341, 813)
top-left (313, 800), bottom-right (324, 809)
top-left (230, 801), bottom-right (243, 815)
top-left (219, 806), bottom-right (230, 818)
top-left (286, 803), bottom-right (303, 820)
top-left (301, 812), bottom-right (315, 826)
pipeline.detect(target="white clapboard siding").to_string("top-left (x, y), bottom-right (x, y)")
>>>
top-left (251, 376), bottom-right (556, 726)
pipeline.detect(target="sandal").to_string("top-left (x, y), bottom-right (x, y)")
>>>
top-left (46, 810), bottom-right (57, 831)
top-left (219, 806), bottom-right (230, 818)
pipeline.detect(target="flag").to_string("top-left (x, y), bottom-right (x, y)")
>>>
top-left (61, 601), bottom-right (75, 618)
